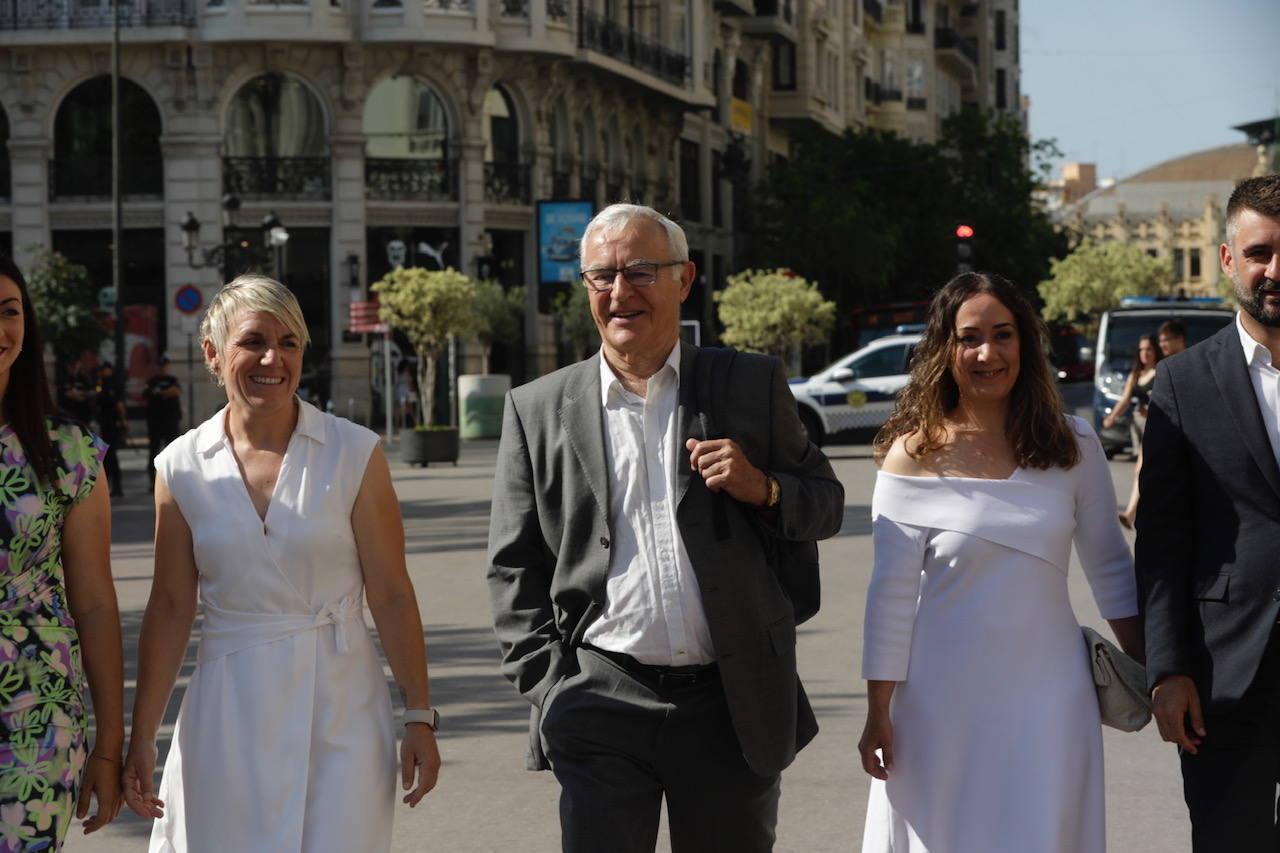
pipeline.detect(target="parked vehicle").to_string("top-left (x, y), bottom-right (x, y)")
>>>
top-left (1048, 322), bottom-right (1094, 383)
top-left (789, 332), bottom-right (921, 446)
top-left (1093, 297), bottom-right (1234, 455)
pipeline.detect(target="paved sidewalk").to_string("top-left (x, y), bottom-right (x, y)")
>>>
top-left (68, 434), bottom-right (1189, 852)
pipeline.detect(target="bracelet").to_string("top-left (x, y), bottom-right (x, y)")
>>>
top-left (403, 708), bottom-right (439, 731)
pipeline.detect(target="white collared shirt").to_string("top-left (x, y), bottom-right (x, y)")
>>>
top-left (1237, 312), bottom-right (1280, 471)
top-left (582, 345), bottom-right (716, 666)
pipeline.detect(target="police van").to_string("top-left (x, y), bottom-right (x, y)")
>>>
top-left (1093, 296), bottom-right (1234, 455)
top-left (789, 331), bottom-right (921, 446)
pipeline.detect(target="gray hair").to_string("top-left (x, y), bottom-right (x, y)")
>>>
top-left (580, 203), bottom-right (689, 264)
top-left (200, 273), bottom-right (310, 385)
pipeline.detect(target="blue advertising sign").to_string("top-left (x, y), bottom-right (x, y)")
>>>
top-left (537, 200), bottom-right (594, 285)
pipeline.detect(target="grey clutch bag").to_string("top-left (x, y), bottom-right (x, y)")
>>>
top-left (1082, 626), bottom-right (1151, 732)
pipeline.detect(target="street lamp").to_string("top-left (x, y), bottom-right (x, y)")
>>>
top-left (179, 195), bottom-right (288, 280)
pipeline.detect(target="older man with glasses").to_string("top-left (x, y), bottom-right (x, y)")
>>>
top-left (487, 203), bottom-right (844, 852)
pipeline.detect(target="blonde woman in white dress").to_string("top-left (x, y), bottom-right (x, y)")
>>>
top-left (857, 273), bottom-right (1144, 853)
top-left (120, 275), bottom-right (441, 852)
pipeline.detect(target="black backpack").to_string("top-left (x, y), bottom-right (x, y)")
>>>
top-left (694, 347), bottom-right (822, 625)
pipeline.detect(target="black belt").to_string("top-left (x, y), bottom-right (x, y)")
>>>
top-left (581, 644), bottom-right (720, 691)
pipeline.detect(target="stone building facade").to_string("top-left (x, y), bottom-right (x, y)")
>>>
top-left (0, 0), bottom-right (1019, 426)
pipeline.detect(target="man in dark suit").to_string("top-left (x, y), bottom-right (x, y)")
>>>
top-left (1138, 173), bottom-right (1280, 850)
top-left (487, 204), bottom-right (844, 852)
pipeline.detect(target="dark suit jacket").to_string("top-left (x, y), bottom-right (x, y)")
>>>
top-left (487, 343), bottom-right (845, 774)
top-left (1136, 323), bottom-right (1280, 713)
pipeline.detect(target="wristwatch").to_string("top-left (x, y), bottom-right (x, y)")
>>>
top-left (764, 474), bottom-right (781, 508)
top-left (403, 708), bottom-right (440, 731)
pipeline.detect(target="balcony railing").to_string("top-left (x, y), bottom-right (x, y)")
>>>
top-left (752, 0), bottom-right (793, 24)
top-left (906, 96), bottom-right (927, 111)
top-left (422, 0), bottom-right (474, 13)
top-left (546, 0), bottom-right (569, 19)
top-left (48, 156), bottom-right (163, 200)
top-left (877, 87), bottom-right (903, 103)
top-left (484, 161), bottom-right (531, 205)
top-left (579, 9), bottom-right (689, 86)
top-left (365, 158), bottom-right (457, 202)
top-left (498, 0), bottom-right (527, 16)
top-left (935, 27), bottom-right (978, 65)
top-left (222, 156), bottom-right (331, 201)
top-left (861, 0), bottom-right (881, 23)
top-left (0, 0), bottom-right (195, 29)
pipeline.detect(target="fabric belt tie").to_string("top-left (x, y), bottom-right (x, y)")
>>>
top-left (197, 591), bottom-right (364, 665)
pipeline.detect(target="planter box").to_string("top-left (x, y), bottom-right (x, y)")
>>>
top-left (458, 374), bottom-right (511, 439)
top-left (400, 427), bottom-right (460, 466)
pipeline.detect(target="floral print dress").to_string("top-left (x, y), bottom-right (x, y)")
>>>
top-left (0, 419), bottom-right (106, 852)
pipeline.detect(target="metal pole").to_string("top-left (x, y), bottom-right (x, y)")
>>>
top-left (383, 331), bottom-right (393, 446)
top-left (187, 333), bottom-right (194, 430)
top-left (111, 0), bottom-right (125, 403)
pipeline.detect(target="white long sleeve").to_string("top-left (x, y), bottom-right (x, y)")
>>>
top-left (861, 515), bottom-right (929, 682)
top-left (1069, 417), bottom-right (1139, 620)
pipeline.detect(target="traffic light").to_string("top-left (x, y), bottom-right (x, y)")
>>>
top-left (955, 223), bottom-right (975, 274)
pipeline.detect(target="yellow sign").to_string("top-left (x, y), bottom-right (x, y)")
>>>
top-left (846, 390), bottom-right (867, 408)
top-left (730, 98), bottom-right (754, 135)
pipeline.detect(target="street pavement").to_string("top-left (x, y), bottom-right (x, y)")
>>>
top-left (69, 393), bottom-right (1191, 852)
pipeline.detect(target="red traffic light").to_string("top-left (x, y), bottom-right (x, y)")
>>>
top-left (955, 224), bottom-right (975, 239)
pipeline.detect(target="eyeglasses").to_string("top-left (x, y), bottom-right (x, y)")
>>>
top-left (579, 260), bottom-right (686, 292)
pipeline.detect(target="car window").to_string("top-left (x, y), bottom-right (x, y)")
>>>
top-left (851, 344), bottom-right (909, 379)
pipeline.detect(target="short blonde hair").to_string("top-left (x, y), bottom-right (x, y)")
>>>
top-left (200, 274), bottom-right (310, 384)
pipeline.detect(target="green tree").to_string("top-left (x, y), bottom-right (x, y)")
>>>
top-left (714, 269), bottom-right (835, 368)
top-left (472, 280), bottom-right (525, 374)
top-left (24, 248), bottom-right (103, 371)
top-left (1037, 241), bottom-right (1171, 324)
top-left (749, 109), bottom-right (1068, 354)
top-left (552, 285), bottom-right (599, 362)
top-left (371, 266), bottom-right (478, 427)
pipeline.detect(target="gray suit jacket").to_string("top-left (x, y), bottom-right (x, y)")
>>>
top-left (487, 343), bottom-right (845, 775)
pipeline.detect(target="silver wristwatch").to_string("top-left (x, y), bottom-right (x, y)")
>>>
top-left (403, 708), bottom-right (440, 731)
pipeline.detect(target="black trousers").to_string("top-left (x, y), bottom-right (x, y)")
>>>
top-left (147, 424), bottom-right (179, 488)
top-left (99, 432), bottom-right (123, 496)
top-left (1181, 630), bottom-right (1280, 852)
top-left (541, 646), bottom-right (780, 853)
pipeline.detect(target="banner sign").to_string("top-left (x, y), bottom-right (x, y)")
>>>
top-left (537, 200), bottom-right (594, 286)
top-left (349, 300), bottom-right (388, 334)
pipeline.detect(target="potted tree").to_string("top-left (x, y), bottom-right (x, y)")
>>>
top-left (714, 268), bottom-right (835, 373)
top-left (552, 283), bottom-right (600, 364)
top-left (371, 266), bottom-right (478, 466)
top-left (458, 280), bottom-right (524, 440)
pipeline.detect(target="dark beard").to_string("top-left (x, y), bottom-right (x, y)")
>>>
top-left (1238, 277), bottom-right (1280, 328)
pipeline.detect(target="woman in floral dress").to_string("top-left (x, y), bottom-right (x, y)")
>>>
top-left (0, 253), bottom-right (124, 850)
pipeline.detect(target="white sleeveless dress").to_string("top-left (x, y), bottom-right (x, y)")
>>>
top-left (150, 400), bottom-right (396, 853)
top-left (861, 417), bottom-right (1137, 853)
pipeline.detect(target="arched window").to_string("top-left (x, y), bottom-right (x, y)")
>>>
top-left (550, 105), bottom-right (571, 198)
top-left (578, 113), bottom-right (598, 203)
top-left (482, 85), bottom-right (519, 165)
top-left (52, 76), bottom-right (162, 200)
top-left (363, 77), bottom-right (454, 200)
top-left (224, 73), bottom-right (329, 199)
top-left (482, 85), bottom-right (527, 204)
top-left (604, 126), bottom-right (622, 203)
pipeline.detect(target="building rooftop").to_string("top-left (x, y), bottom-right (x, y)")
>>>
top-left (1064, 143), bottom-right (1262, 222)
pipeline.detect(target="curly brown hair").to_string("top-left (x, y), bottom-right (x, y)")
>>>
top-left (873, 272), bottom-right (1081, 470)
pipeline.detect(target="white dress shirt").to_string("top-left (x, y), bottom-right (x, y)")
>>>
top-left (582, 345), bottom-right (717, 666)
top-left (1237, 312), bottom-right (1280, 471)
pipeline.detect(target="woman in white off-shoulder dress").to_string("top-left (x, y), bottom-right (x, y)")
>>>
top-left (857, 273), bottom-right (1145, 853)
top-left (121, 275), bottom-right (442, 853)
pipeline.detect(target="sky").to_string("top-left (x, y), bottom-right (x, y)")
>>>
top-left (1021, 0), bottom-right (1280, 183)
